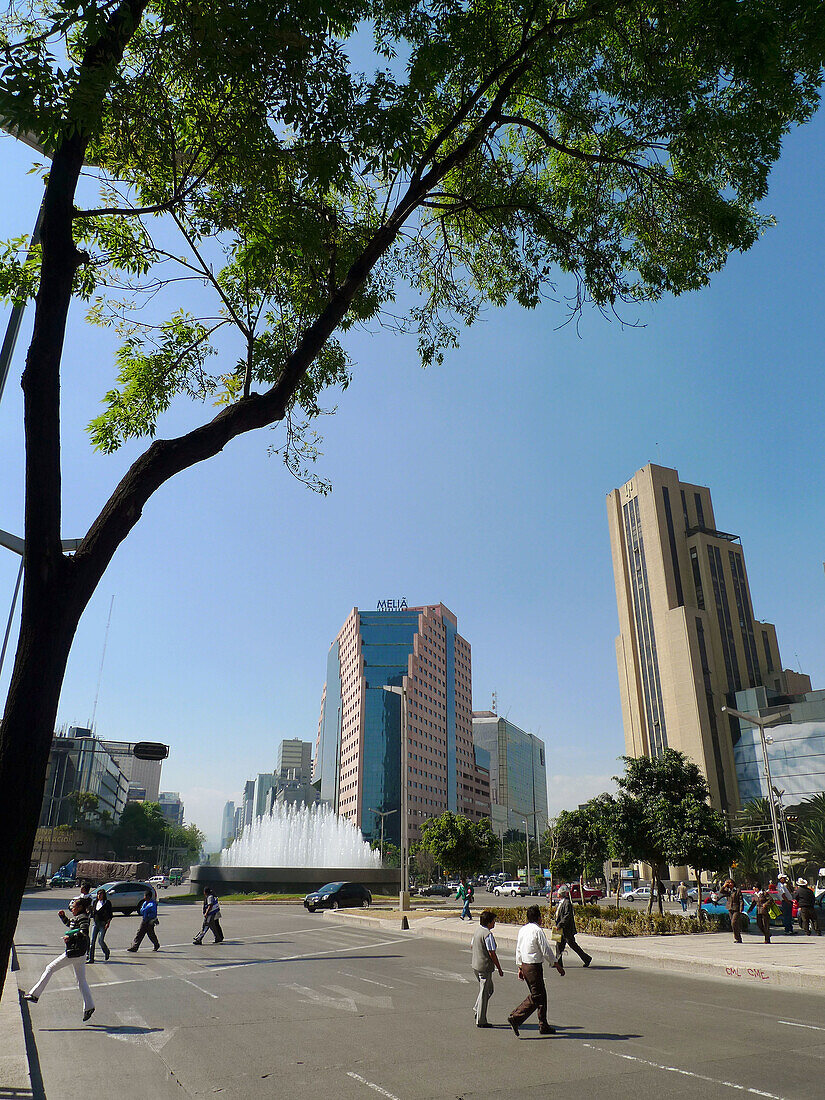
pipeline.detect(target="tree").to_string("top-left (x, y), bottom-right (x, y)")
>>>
top-left (165, 822), bottom-right (206, 864)
top-left (419, 812), bottom-right (496, 880)
top-left (371, 839), bottom-right (401, 869)
top-left (613, 750), bottom-right (734, 914)
top-left (731, 831), bottom-right (773, 884)
top-left (112, 800), bottom-right (168, 858)
top-left (410, 844), bottom-right (438, 883)
top-left (554, 799), bottom-right (610, 902)
top-left (66, 790), bottom-right (100, 825)
top-left (1, 0), bottom-right (823, 994)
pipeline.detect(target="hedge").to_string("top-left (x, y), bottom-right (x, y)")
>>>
top-left (487, 903), bottom-right (727, 937)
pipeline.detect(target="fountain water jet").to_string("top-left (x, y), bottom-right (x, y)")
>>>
top-left (189, 802), bottom-right (399, 896)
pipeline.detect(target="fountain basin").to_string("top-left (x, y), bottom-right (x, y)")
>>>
top-left (189, 865), bottom-right (401, 896)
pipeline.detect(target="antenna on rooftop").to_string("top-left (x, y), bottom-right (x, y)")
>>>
top-left (491, 690), bottom-right (497, 714)
top-left (90, 595), bottom-right (114, 731)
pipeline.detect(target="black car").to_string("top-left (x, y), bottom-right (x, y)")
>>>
top-left (304, 881), bottom-right (372, 912)
top-left (418, 883), bottom-right (451, 897)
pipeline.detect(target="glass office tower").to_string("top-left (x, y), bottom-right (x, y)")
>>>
top-left (315, 603), bottom-right (489, 847)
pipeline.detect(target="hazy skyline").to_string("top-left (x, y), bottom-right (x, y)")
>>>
top-left (2, 107), bottom-right (824, 850)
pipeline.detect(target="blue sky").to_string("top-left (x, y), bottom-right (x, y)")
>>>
top-left (1, 105), bottom-right (824, 850)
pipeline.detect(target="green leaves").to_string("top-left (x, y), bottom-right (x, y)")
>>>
top-left (419, 811), bottom-right (497, 878)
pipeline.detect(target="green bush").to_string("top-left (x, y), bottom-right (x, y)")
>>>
top-left (487, 903), bottom-right (725, 937)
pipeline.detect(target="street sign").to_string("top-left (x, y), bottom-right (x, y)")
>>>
top-left (133, 741), bottom-right (169, 761)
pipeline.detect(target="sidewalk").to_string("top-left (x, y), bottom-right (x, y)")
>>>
top-left (326, 907), bottom-right (825, 992)
top-left (0, 954), bottom-right (33, 1098)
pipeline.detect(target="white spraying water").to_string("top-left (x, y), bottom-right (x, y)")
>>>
top-left (219, 802), bottom-right (382, 868)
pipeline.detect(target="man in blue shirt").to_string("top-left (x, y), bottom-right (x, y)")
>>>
top-left (127, 889), bottom-right (160, 952)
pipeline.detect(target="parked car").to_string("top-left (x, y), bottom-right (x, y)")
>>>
top-left (698, 897), bottom-right (751, 932)
top-left (303, 881), bottom-right (372, 912)
top-left (548, 884), bottom-right (604, 903)
top-left (49, 871), bottom-right (77, 888)
top-left (99, 880), bottom-right (158, 915)
top-left (148, 875), bottom-right (170, 889)
top-left (417, 883), bottom-right (451, 897)
top-left (622, 886), bottom-right (652, 902)
top-left (494, 880), bottom-right (529, 897)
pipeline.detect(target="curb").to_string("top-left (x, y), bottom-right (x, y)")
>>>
top-left (324, 910), bottom-right (825, 993)
top-left (0, 953), bottom-right (32, 1097)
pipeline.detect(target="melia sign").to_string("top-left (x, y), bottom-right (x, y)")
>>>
top-left (376, 598), bottom-right (408, 611)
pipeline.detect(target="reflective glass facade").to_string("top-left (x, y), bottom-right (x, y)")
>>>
top-left (472, 713), bottom-right (548, 837)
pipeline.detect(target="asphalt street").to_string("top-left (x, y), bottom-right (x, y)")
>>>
top-left (12, 890), bottom-right (825, 1099)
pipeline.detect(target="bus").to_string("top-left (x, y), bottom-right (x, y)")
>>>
top-left (169, 867), bottom-right (185, 886)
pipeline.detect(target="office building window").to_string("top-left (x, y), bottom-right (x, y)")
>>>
top-left (707, 544), bottom-right (741, 693)
top-left (729, 550), bottom-right (761, 688)
top-left (689, 546), bottom-right (705, 610)
top-left (696, 618), bottom-right (729, 809)
top-left (662, 487), bottom-right (684, 607)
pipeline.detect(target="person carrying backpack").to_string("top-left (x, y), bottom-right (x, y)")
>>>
top-left (23, 895), bottom-right (95, 1020)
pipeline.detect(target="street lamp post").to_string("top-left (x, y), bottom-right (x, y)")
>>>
top-left (382, 683), bottom-right (409, 913)
top-left (523, 819), bottom-right (531, 889)
top-left (369, 807), bottom-right (397, 864)
top-left (722, 705), bottom-right (790, 875)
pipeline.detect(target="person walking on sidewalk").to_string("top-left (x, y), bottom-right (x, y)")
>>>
top-left (23, 896), bottom-right (95, 1021)
top-left (553, 886), bottom-right (592, 968)
top-left (127, 890), bottom-right (160, 952)
top-left (507, 904), bottom-right (564, 1038)
top-left (721, 879), bottom-right (744, 943)
top-left (194, 887), bottom-right (225, 944)
top-left (471, 910), bottom-right (503, 1028)
top-left (747, 886), bottom-right (773, 944)
top-left (777, 874), bottom-right (795, 935)
top-left (677, 882), bottom-right (689, 912)
top-left (794, 879), bottom-right (821, 936)
top-left (457, 878), bottom-right (473, 921)
top-left (88, 887), bottom-right (113, 963)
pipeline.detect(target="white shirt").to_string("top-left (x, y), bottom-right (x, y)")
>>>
top-left (484, 931), bottom-right (497, 954)
top-left (777, 881), bottom-right (793, 902)
top-left (515, 922), bottom-right (554, 967)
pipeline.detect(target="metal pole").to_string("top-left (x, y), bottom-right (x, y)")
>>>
top-left (756, 718), bottom-right (785, 875)
top-left (400, 683), bottom-right (409, 910)
top-left (524, 819), bottom-right (531, 888)
top-left (0, 556), bottom-right (23, 684)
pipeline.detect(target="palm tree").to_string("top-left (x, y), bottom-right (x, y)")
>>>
top-left (736, 798), bottom-right (772, 830)
top-left (733, 832), bottom-right (773, 884)
top-left (798, 818), bottom-right (825, 876)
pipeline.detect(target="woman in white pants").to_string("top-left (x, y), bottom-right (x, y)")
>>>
top-left (24, 896), bottom-right (95, 1021)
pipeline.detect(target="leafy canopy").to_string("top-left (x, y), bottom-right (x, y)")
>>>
top-left (2, 0), bottom-right (823, 485)
top-left (419, 811), bottom-right (497, 878)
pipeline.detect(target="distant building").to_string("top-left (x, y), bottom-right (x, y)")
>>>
top-left (158, 791), bottom-right (184, 827)
top-left (732, 686), bottom-right (825, 804)
top-left (242, 780), bottom-right (255, 830)
top-left (40, 730), bottom-right (129, 826)
top-left (277, 739), bottom-right (312, 784)
top-left (99, 733), bottom-right (163, 802)
top-left (253, 773), bottom-right (276, 819)
top-left (233, 805), bottom-right (244, 838)
top-left (221, 801), bottom-right (236, 848)
top-left (607, 463), bottom-right (809, 812)
top-left (472, 713), bottom-right (548, 839)
top-left (315, 602), bottom-right (488, 847)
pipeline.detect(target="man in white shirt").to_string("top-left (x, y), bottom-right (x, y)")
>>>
top-left (776, 874), bottom-right (794, 935)
top-left (507, 905), bottom-right (564, 1037)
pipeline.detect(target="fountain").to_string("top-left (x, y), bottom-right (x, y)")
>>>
top-left (189, 802), bottom-right (400, 896)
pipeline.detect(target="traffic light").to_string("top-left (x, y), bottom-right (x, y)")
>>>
top-left (133, 741), bottom-right (169, 761)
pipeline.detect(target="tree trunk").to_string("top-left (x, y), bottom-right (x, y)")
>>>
top-left (0, 585), bottom-right (82, 992)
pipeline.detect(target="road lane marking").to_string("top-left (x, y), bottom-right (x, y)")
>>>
top-left (778, 1020), bottom-right (825, 1032)
top-left (179, 978), bottom-right (218, 999)
top-left (336, 970), bottom-right (395, 988)
top-left (346, 1071), bottom-right (402, 1099)
top-left (582, 1044), bottom-right (785, 1098)
top-left (107, 1008), bottom-right (177, 1053)
top-left (210, 936), bottom-right (409, 973)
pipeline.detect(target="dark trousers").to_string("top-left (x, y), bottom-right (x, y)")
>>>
top-left (556, 932), bottom-right (591, 965)
top-left (731, 912), bottom-right (743, 943)
top-left (132, 919), bottom-right (159, 950)
top-left (509, 963), bottom-right (548, 1028)
top-left (799, 907), bottom-right (821, 935)
top-left (194, 916), bottom-right (224, 943)
top-left (755, 912), bottom-right (771, 943)
top-left (780, 900), bottom-right (794, 933)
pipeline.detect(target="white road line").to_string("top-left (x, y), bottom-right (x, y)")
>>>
top-left (179, 978), bottom-right (218, 999)
top-left (778, 1020), bottom-right (825, 1032)
top-left (346, 1071), bottom-right (402, 1099)
top-left (582, 1043), bottom-right (785, 1098)
top-left (211, 936), bottom-right (409, 973)
top-left (336, 970), bottom-right (395, 988)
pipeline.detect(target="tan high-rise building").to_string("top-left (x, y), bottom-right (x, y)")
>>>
top-left (607, 464), bottom-right (808, 813)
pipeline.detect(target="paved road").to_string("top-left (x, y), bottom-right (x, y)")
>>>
top-left (13, 891), bottom-right (825, 1099)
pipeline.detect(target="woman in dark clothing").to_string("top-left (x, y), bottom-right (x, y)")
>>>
top-left (88, 888), bottom-right (113, 963)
